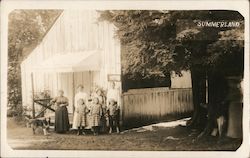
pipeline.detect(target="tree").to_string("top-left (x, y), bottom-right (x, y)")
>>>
top-left (99, 10), bottom-right (244, 138)
top-left (8, 10), bottom-right (62, 116)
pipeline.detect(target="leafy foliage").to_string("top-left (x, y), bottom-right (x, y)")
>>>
top-left (99, 10), bottom-right (244, 78)
top-left (100, 10), bottom-right (244, 132)
top-left (8, 10), bottom-right (62, 115)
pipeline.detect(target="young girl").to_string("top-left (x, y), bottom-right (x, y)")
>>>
top-left (95, 88), bottom-right (107, 133)
top-left (72, 85), bottom-right (88, 130)
top-left (90, 97), bottom-right (102, 135)
top-left (75, 98), bottom-right (88, 135)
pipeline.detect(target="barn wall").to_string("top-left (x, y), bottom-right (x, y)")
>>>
top-left (21, 10), bottom-right (121, 114)
top-left (122, 88), bottom-right (193, 128)
top-left (171, 71), bottom-right (192, 88)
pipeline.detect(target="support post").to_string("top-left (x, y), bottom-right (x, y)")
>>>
top-left (72, 72), bottom-right (75, 113)
top-left (31, 72), bottom-right (35, 118)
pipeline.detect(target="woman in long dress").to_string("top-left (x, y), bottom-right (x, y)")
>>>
top-left (72, 85), bottom-right (88, 130)
top-left (51, 90), bottom-right (70, 133)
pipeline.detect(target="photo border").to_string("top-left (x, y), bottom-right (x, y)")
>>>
top-left (1, 0), bottom-right (249, 157)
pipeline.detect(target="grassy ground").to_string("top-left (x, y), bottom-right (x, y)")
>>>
top-left (7, 117), bottom-right (242, 151)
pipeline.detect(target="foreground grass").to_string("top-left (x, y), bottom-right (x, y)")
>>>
top-left (7, 117), bottom-right (241, 151)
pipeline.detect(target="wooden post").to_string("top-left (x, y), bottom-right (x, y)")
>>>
top-left (119, 82), bottom-right (123, 127)
top-left (31, 72), bottom-right (35, 118)
top-left (72, 72), bottom-right (75, 113)
top-left (89, 70), bottom-right (92, 89)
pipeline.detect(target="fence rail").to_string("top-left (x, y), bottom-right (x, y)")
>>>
top-left (122, 88), bottom-right (193, 127)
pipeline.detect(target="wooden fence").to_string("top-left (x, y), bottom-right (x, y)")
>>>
top-left (122, 88), bottom-right (193, 127)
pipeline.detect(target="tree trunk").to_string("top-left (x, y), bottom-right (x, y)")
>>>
top-left (187, 67), bottom-right (207, 129)
top-left (199, 71), bottom-right (225, 137)
top-left (198, 70), bottom-right (230, 138)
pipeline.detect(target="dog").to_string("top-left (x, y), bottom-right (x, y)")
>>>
top-left (25, 116), bottom-right (51, 135)
top-left (199, 103), bottom-right (226, 137)
top-left (216, 115), bottom-right (226, 137)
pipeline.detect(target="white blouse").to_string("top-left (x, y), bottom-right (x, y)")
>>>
top-left (74, 91), bottom-right (88, 108)
top-left (106, 88), bottom-right (120, 106)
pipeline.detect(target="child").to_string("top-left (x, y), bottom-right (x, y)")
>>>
top-left (107, 99), bottom-right (120, 134)
top-left (75, 99), bottom-right (88, 136)
top-left (95, 88), bottom-right (107, 133)
top-left (90, 97), bottom-right (102, 135)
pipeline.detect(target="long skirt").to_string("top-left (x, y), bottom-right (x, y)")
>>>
top-left (100, 115), bottom-right (108, 132)
top-left (72, 112), bottom-right (78, 129)
top-left (55, 106), bottom-right (70, 133)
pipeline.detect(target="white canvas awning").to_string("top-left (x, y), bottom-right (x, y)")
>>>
top-left (32, 51), bottom-right (101, 72)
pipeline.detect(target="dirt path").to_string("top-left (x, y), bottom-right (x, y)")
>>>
top-left (7, 118), bottom-right (241, 151)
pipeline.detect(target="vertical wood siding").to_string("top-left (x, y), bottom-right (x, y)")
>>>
top-left (122, 88), bottom-right (193, 127)
top-left (21, 10), bottom-right (121, 114)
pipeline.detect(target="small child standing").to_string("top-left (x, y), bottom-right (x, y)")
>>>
top-left (75, 99), bottom-right (88, 136)
top-left (90, 97), bottom-right (102, 135)
top-left (107, 99), bottom-right (120, 134)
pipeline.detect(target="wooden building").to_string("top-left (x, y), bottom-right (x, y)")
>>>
top-left (21, 10), bottom-right (193, 125)
top-left (21, 10), bottom-right (121, 114)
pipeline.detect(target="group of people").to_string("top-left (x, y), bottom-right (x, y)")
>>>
top-left (50, 82), bottom-right (120, 136)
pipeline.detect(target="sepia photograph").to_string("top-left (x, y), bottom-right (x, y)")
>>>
top-left (1, 1), bottom-right (249, 158)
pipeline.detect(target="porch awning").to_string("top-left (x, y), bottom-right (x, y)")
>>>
top-left (32, 51), bottom-right (101, 73)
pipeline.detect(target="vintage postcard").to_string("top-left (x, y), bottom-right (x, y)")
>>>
top-left (1, 0), bottom-right (249, 157)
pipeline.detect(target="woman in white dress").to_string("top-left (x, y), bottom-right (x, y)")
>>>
top-left (72, 85), bottom-right (88, 130)
top-left (106, 82), bottom-right (120, 107)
